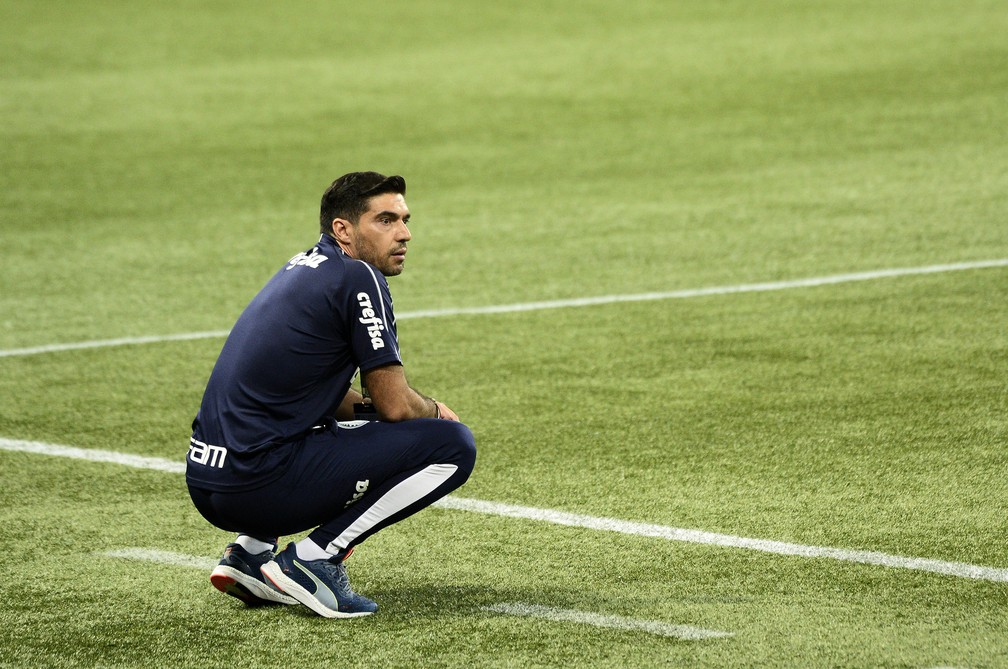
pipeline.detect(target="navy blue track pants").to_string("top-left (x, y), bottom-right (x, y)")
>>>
top-left (188, 419), bottom-right (476, 556)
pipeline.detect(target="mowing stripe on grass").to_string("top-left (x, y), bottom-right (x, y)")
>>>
top-left (482, 602), bottom-right (734, 640)
top-left (5, 436), bottom-right (1008, 583)
top-left (2, 258), bottom-right (1005, 358)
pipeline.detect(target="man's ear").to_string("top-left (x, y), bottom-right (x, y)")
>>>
top-left (330, 217), bottom-right (353, 244)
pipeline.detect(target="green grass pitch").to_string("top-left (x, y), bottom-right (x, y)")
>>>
top-left (1, 1), bottom-right (1006, 667)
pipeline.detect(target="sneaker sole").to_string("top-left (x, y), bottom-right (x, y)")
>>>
top-left (211, 565), bottom-right (298, 606)
top-left (260, 561), bottom-right (374, 619)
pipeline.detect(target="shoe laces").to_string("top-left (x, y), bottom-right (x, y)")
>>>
top-left (317, 559), bottom-right (353, 594)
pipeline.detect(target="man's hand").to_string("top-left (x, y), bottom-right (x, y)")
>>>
top-left (434, 400), bottom-right (460, 422)
top-left (335, 387), bottom-right (365, 420)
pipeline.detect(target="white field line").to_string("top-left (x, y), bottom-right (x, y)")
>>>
top-left (0, 436), bottom-right (184, 473)
top-left (482, 602), bottom-right (733, 640)
top-left (96, 546), bottom-right (731, 640)
top-left (434, 497), bottom-right (1008, 583)
top-left (0, 330), bottom-right (232, 359)
top-left (101, 548), bottom-right (216, 571)
top-left (5, 436), bottom-right (1008, 583)
top-left (2, 258), bottom-right (1006, 359)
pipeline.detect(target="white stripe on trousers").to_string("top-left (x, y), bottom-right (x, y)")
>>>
top-left (326, 463), bottom-right (459, 554)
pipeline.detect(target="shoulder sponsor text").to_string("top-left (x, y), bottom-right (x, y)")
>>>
top-left (286, 248), bottom-right (328, 270)
top-left (356, 292), bottom-right (386, 350)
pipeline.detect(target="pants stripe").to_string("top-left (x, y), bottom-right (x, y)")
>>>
top-left (326, 463), bottom-right (459, 553)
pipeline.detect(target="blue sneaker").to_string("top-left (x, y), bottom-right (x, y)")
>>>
top-left (210, 543), bottom-right (298, 607)
top-left (260, 543), bottom-right (378, 618)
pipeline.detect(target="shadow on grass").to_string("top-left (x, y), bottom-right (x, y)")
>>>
top-left (265, 582), bottom-right (573, 623)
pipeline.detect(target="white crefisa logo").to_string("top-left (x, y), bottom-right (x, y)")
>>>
top-left (188, 438), bottom-right (227, 468)
top-left (286, 248), bottom-right (328, 270)
top-left (356, 292), bottom-right (385, 350)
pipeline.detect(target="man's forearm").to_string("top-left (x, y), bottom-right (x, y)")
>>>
top-left (377, 386), bottom-right (438, 422)
top-left (362, 364), bottom-right (458, 422)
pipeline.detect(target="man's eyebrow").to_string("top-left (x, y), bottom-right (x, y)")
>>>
top-left (374, 210), bottom-right (410, 220)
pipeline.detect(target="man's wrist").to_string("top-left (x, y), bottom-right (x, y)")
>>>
top-left (431, 398), bottom-right (441, 419)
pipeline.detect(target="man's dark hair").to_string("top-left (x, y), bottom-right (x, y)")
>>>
top-left (319, 172), bottom-right (407, 235)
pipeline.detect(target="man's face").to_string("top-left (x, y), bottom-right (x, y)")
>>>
top-left (346, 192), bottom-right (412, 276)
